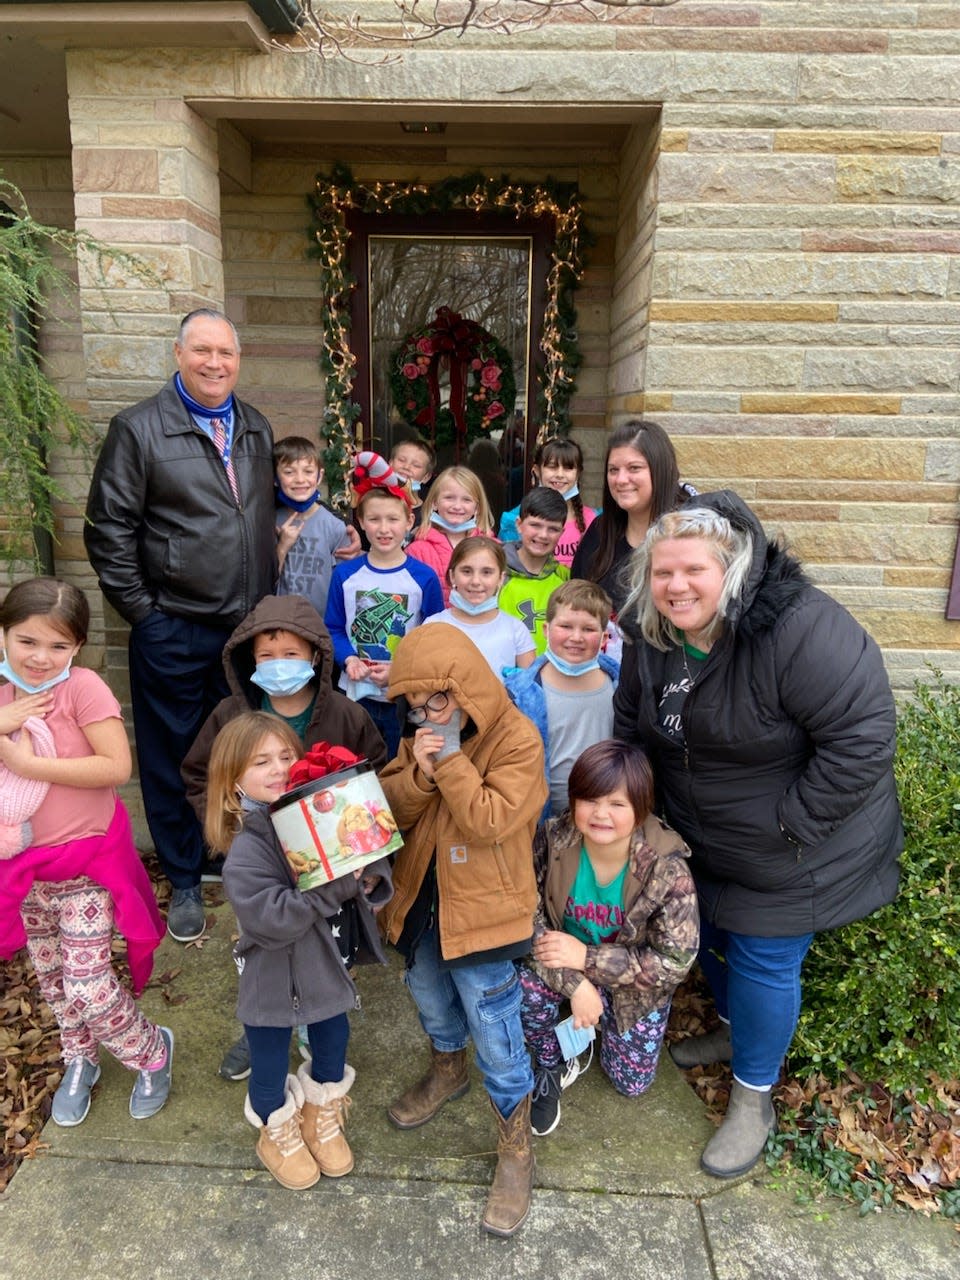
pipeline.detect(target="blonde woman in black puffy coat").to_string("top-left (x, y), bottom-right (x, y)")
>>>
top-left (613, 490), bottom-right (902, 1180)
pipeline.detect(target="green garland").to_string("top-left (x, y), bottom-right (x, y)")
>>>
top-left (307, 164), bottom-right (585, 508)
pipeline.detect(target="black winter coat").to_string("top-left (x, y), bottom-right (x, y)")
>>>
top-left (84, 378), bottom-right (277, 628)
top-left (613, 490), bottom-right (902, 936)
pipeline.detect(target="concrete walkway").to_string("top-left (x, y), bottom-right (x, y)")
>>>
top-left (1, 897), bottom-right (957, 1279)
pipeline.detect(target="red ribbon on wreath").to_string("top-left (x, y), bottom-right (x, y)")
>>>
top-left (423, 307), bottom-right (473, 445)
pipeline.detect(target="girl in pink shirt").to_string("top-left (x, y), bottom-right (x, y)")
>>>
top-left (406, 466), bottom-right (496, 606)
top-left (0, 578), bottom-right (169, 1127)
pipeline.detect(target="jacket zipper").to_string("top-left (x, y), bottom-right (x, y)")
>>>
top-left (779, 822), bottom-right (804, 861)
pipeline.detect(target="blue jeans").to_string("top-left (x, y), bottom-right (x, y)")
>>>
top-left (404, 924), bottom-right (534, 1116)
top-left (359, 696), bottom-right (401, 761)
top-left (245, 1014), bottom-right (349, 1122)
top-left (697, 919), bottom-right (814, 1089)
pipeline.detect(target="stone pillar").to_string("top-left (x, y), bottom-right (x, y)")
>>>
top-left (64, 53), bottom-right (228, 840)
top-left (66, 50), bottom-right (225, 427)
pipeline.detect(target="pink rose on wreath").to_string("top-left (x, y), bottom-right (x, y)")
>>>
top-left (486, 401), bottom-right (505, 419)
top-left (402, 362), bottom-right (420, 380)
top-left (471, 358), bottom-right (482, 370)
top-left (416, 337), bottom-right (435, 355)
top-left (480, 363), bottom-right (501, 388)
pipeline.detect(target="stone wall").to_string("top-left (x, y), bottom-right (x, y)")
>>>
top-left (0, 0), bottom-right (954, 700)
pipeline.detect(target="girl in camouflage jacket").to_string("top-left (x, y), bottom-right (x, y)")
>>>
top-left (520, 739), bottom-right (699, 1136)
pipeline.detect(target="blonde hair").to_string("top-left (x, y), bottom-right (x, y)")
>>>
top-left (622, 508), bottom-right (753, 652)
top-left (415, 466), bottom-right (494, 539)
top-left (204, 712), bottom-right (301, 854)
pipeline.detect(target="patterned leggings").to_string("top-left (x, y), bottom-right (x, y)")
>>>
top-left (20, 876), bottom-right (163, 1070)
top-left (518, 965), bottom-right (669, 1097)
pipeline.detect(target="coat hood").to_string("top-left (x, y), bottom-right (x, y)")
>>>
top-left (387, 622), bottom-right (511, 736)
top-left (222, 593), bottom-right (334, 700)
top-left (681, 489), bottom-right (809, 638)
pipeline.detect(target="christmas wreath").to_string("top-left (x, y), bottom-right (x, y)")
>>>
top-left (389, 306), bottom-right (516, 449)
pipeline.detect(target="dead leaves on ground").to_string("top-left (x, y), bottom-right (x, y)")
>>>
top-left (668, 974), bottom-right (960, 1219)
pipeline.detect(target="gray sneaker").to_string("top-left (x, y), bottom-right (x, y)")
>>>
top-left (130, 1026), bottom-right (174, 1120)
top-left (166, 886), bottom-right (205, 942)
top-left (219, 1032), bottom-right (251, 1081)
top-left (52, 1057), bottom-right (101, 1127)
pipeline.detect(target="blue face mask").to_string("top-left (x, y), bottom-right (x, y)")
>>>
top-left (238, 790), bottom-right (271, 814)
top-left (0, 655), bottom-right (74, 694)
top-left (545, 646), bottom-right (601, 678)
top-left (249, 658), bottom-right (315, 698)
top-left (408, 479), bottom-right (422, 493)
top-left (562, 484), bottom-right (579, 501)
top-left (449, 588), bottom-right (497, 617)
top-left (431, 512), bottom-right (478, 534)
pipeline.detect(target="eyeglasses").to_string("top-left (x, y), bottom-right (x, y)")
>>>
top-left (406, 692), bottom-right (449, 725)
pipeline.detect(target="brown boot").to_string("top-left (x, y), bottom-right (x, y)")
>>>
top-left (387, 1044), bottom-right (469, 1130)
top-left (481, 1094), bottom-right (534, 1237)
top-left (297, 1062), bottom-right (355, 1177)
top-left (244, 1075), bottom-right (320, 1191)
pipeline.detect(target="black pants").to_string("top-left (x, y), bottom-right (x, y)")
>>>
top-left (128, 609), bottom-right (231, 888)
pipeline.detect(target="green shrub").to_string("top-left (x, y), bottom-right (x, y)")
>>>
top-left (791, 672), bottom-right (960, 1092)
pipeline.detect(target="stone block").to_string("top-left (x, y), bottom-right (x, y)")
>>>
top-left (669, 393), bottom-right (740, 413)
top-left (658, 154), bottom-right (835, 204)
top-left (681, 437), bottom-right (925, 481)
top-left (648, 346), bottom-right (804, 390)
top-left (672, 253), bottom-right (950, 300)
top-left (774, 130), bottom-right (941, 155)
top-left (799, 56), bottom-right (960, 106)
top-left (659, 130), bottom-right (689, 152)
top-left (82, 335), bottom-right (170, 381)
top-left (784, 522), bottom-right (956, 568)
top-left (802, 349), bottom-right (960, 393)
top-left (650, 302), bottom-right (839, 323)
top-left (884, 567), bottom-right (952, 589)
top-left (924, 441), bottom-right (960, 482)
top-left (656, 228), bottom-right (802, 252)
top-left (158, 150), bottom-right (221, 212)
top-left (740, 394), bottom-right (901, 415)
top-left (837, 156), bottom-right (960, 203)
top-left (803, 229), bottom-right (960, 253)
top-left (73, 147), bottom-right (159, 195)
top-left (687, 130), bottom-right (775, 153)
top-left (754, 478), bottom-right (959, 504)
top-left (853, 610), bottom-right (959, 651)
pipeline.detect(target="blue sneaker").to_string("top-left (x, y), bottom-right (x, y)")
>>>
top-left (52, 1057), bottom-right (101, 1127)
top-left (130, 1027), bottom-right (174, 1120)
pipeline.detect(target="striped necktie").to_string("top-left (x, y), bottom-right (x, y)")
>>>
top-left (210, 417), bottom-right (240, 503)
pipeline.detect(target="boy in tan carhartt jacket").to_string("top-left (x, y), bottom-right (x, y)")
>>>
top-left (378, 623), bottom-right (546, 1239)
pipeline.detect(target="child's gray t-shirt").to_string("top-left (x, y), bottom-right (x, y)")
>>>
top-left (276, 505), bottom-right (352, 617)
top-left (544, 676), bottom-right (615, 816)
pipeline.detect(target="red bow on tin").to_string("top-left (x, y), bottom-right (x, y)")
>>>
top-left (286, 742), bottom-right (363, 790)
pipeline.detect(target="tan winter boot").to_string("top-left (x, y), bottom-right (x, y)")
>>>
top-left (297, 1062), bottom-right (355, 1178)
top-left (387, 1044), bottom-right (469, 1130)
top-left (244, 1074), bottom-right (320, 1190)
top-left (481, 1094), bottom-right (535, 1238)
